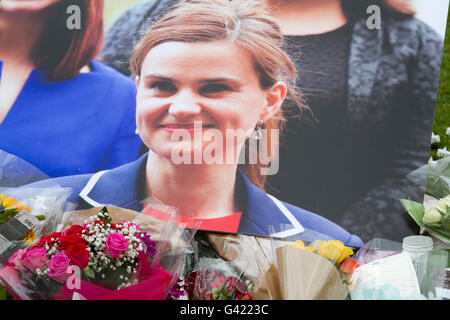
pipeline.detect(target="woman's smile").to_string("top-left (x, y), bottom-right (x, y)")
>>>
top-left (158, 122), bottom-right (216, 133)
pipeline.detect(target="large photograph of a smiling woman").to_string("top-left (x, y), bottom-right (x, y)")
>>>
top-left (7, 0), bottom-right (363, 247)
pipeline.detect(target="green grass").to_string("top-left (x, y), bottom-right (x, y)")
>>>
top-left (103, 0), bottom-right (146, 31)
top-left (431, 11), bottom-right (450, 160)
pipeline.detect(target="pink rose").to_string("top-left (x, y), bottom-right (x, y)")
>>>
top-left (22, 247), bottom-right (48, 272)
top-left (48, 252), bottom-right (71, 283)
top-left (105, 233), bottom-right (128, 259)
top-left (8, 249), bottom-right (27, 267)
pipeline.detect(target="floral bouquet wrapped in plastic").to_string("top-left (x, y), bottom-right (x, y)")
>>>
top-left (183, 226), bottom-right (360, 300)
top-left (0, 185), bottom-right (74, 300)
top-left (255, 240), bottom-right (358, 300)
top-left (401, 157), bottom-right (450, 244)
top-left (0, 187), bottom-right (73, 265)
top-left (0, 206), bottom-right (196, 300)
top-left (184, 267), bottom-right (254, 300)
top-left (235, 225), bottom-right (361, 300)
top-left (174, 232), bottom-right (256, 300)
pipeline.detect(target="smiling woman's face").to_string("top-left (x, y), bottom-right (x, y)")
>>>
top-left (136, 40), bottom-right (277, 163)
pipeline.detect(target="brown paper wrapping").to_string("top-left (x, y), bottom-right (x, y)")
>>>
top-left (275, 246), bottom-right (348, 300)
top-left (62, 206), bottom-right (139, 228)
top-left (204, 234), bottom-right (348, 300)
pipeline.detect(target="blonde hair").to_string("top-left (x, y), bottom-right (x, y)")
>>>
top-left (130, 0), bottom-right (306, 189)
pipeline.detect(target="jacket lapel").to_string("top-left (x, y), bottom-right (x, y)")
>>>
top-left (237, 170), bottom-right (304, 238)
top-left (347, 19), bottom-right (383, 122)
top-left (78, 154), bottom-right (148, 211)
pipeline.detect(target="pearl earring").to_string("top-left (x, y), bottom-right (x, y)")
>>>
top-left (253, 120), bottom-right (264, 140)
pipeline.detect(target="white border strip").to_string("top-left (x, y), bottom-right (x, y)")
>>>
top-left (79, 170), bottom-right (108, 207)
top-left (267, 194), bottom-right (305, 238)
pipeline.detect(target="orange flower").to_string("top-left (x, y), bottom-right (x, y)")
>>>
top-left (338, 257), bottom-right (359, 282)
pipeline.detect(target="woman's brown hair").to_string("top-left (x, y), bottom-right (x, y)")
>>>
top-left (33, 0), bottom-right (104, 81)
top-left (130, 0), bottom-right (307, 189)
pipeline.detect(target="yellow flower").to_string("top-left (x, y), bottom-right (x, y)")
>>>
top-left (289, 240), bottom-right (317, 253)
top-left (0, 194), bottom-right (17, 209)
top-left (0, 193), bottom-right (30, 213)
top-left (24, 228), bottom-right (37, 247)
top-left (317, 240), bottom-right (354, 264)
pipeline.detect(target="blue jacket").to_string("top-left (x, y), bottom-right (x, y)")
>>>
top-left (19, 154), bottom-right (364, 248)
top-left (0, 60), bottom-right (142, 178)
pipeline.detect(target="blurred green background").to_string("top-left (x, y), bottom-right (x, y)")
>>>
top-left (104, 0), bottom-right (146, 31)
top-left (103, 0), bottom-right (450, 160)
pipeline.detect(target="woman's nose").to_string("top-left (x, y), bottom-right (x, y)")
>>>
top-left (168, 90), bottom-right (202, 119)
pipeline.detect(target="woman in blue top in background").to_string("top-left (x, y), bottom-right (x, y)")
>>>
top-left (0, 0), bottom-right (142, 180)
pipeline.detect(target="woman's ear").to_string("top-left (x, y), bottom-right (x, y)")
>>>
top-left (260, 81), bottom-right (288, 122)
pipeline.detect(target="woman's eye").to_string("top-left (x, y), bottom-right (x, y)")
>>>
top-left (149, 81), bottom-right (177, 92)
top-left (200, 83), bottom-right (231, 95)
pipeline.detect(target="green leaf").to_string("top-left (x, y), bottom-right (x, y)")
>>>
top-left (0, 287), bottom-right (7, 301)
top-left (401, 199), bottom-right (450, 241)
top-left (35, 214), bottom-right (46, 221)
top-left (443, 209), bottom-right (450, 230)
top-left (401, 199), bottom-right (425, 227)
top-left (83, 266), bottom-right (95, 279)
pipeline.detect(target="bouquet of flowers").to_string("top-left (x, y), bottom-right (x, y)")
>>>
top-left (289, 239), bottom-right (360, 286)
top-left (170, 232), bottom-right (256, 300)
top-left (0, 185), bottom-right (74, 300)
top-left (0, 207), bottom-right (194, 300)
top-left (184, 269), bottom-right (253, 300)
top-left (401, 157), bottom-right (450, 244)
top-left (181, 230), bottom-right (359, 300)
top-left (243, 225), bottom-right (360, 300)
top-left (0, 187), bottom-right (73, 263)
top-left (0, 193), bottom-right (41, 243)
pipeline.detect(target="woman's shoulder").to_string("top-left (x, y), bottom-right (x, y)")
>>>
top-left (90, 60), bottom-right (136, 88)
top-left (281, 200), bottom-right (364, 248)
top-left (86, 61), bottom-right (137, 115)
top-left (354, 14), bottom-right (442, 46)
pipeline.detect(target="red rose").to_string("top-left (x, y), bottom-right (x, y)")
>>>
top-left (36, 232), bottom-right (62, 248)
top-left (59, 234), bottom-right (83, 250)
top-left (64, 225), bottom-right (84, 236)
top-left (236, 292), bottom-right (253, 300)
top-left (66, 242), bottom-right (90, 269)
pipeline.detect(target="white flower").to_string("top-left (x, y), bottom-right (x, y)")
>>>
top-left (423, 206), bottom-right (442, 226)
top-left (431, 132), bottom-right (441, 144)
top-left (435, 198), bottom-right (448, 214)
top-left (446, 127), bottom-right (450, 136)
top-left (437, 147), bottom-right (450, 158)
